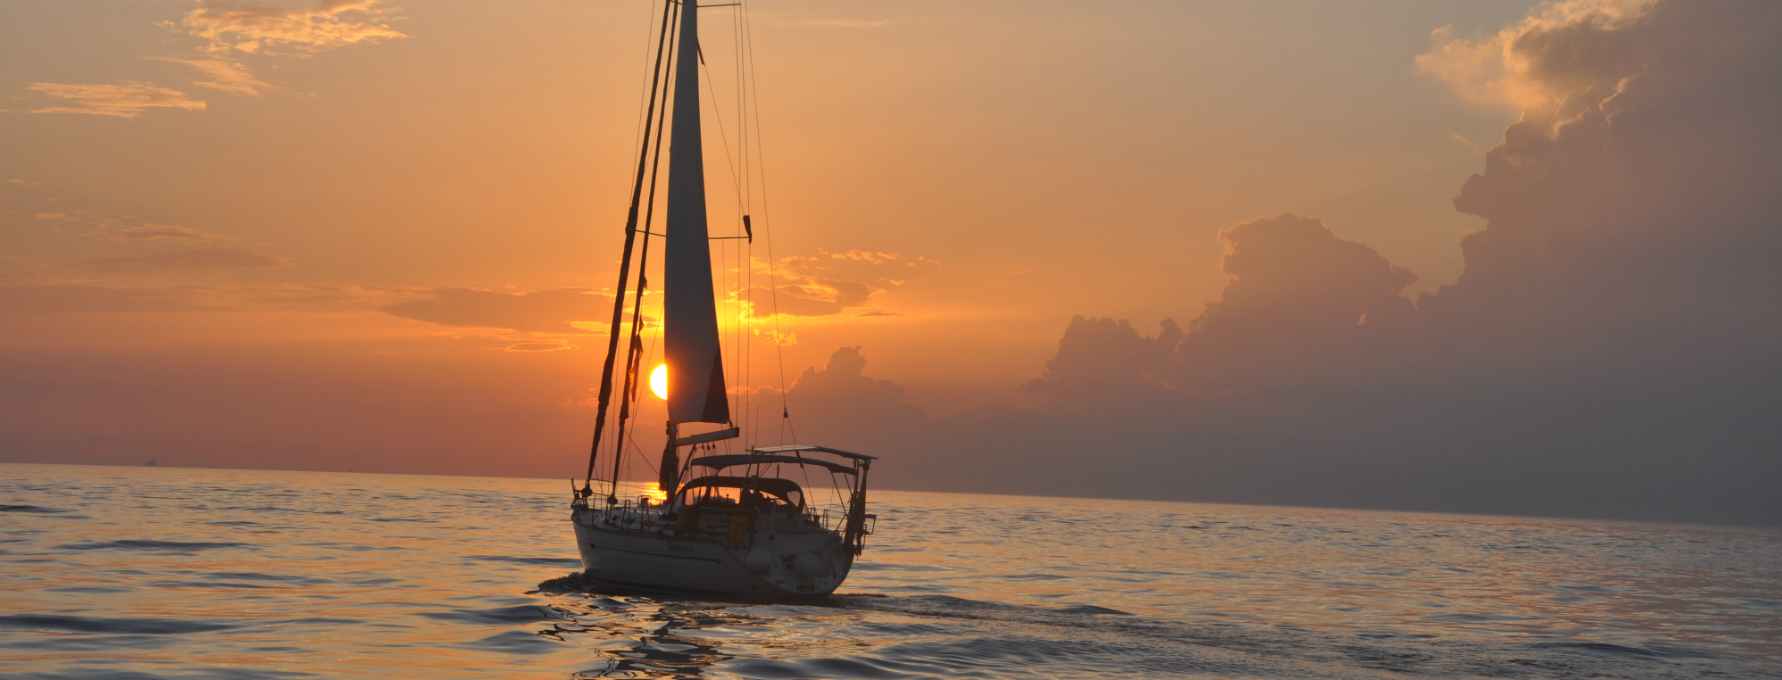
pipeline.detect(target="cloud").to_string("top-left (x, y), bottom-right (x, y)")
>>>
top-left (935, 0), bottom-right (1782, 524)
top-left (117, 225), bottom-right (210, 241)
top-left (804, 1), bottom-right (1782, 524)
top-left (26, 82), bottom-right (206, 118)
top-left (1027, 317), bottom-right (1180, 398)
top-left (168, 0), bottom-right (408, 55)
top-left (749, 249), bottom-right (935, 317)
top-left (240, 283), bottom-right (392, 310)
top-left (1422, 0), bottom-right (1782, 357)
top-left (0, 284), bottom-right (202, 317)
top-left (791, 18), bottom-right (892, 30)
top-left (382, 288), bottom-right (614, 334)
top-left (504, 341), bottom-right (575, 353)
top-left (151, 57), bottom-right (271, 96)
top-left (783, 347), bottom-right (927, 453)
top-left (86, 246), bottom-right (281, 274)
top-left (1203, 215), bottom-right (1414, 330)
top-left (1415, 0), bottom-right (1655, 116)
top-left (1179, 215), bottom-right (1419, 386)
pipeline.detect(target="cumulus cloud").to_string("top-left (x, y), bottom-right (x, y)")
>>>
top-left (1028, 215), bottom-right (1417, 398)
top-left (86, 246), bottom-right (281, 274)
top-left (1026, 317), bottom-right (1180, 398)
top-left (382, 288), bottom-right (615, 334)
top-left (151, 57), bottom-right (271, 96)
top-left (817, 2), bottom-right (1782, 524)
top-left (1179, 215), bottom-right (1419, 388)
top-left (167, 0), bottom-right (408, 55)
top-left (1415, 0), bottom-right (1655, 116)
top-left (1421, 0), bottom-right (1782, 361)
top-left (782, 347), bottom-right (927, 454)
top-left (947, 0), bottom-right (1782, 524)
top-left (26, 82), bottom-right (206, 118)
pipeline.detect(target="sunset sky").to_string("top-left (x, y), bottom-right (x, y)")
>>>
top-left (5, 1), bottom-right (1778, 525)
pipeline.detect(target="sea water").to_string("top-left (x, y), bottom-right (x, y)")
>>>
top-left (1, 463), bottom-right (1777, 678)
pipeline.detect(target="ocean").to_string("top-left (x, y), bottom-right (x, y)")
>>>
top-left (1, 463), bottom-right (1777, 678)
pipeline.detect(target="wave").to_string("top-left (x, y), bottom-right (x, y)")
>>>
top-left (57, 539), bottom-right (252, 553)
top-left (1525, 640), bottom-right (1695, 658)
top-left (0, 613), bottom-right (233, 635)
top-left (464, 555), bottom-right (583, 568)
top-left (149, 580), bottom-right (274, 590)
top-left (0, 503), bottom-right (69, 514)
top-left (201, 571), bottom-right (331, 585)
top-left (420, 605), bottom-right (565, 625)
top-left (458, 630), bottom-right (560, 654)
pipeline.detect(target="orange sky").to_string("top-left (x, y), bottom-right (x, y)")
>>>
top-left (1, 1), bottom-right (1537, 401)
top-left (21, 2), bottom-right (1779, 527)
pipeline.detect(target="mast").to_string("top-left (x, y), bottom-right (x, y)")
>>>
top-left (582, 0), bottom-right (675, 501)
top-left (587, 0), bottom-right (734, 502)
top-left (609, 3), bottom-right (681, 502)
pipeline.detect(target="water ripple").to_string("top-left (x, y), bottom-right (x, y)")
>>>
top-left (0, 613), bottom-right (234, 635)
top-left (57, 539), bottom-right (252, 553)
top-left (4, 464), bottom-right (1779, 678)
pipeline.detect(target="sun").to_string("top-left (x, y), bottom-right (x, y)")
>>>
top-left (649, 363), bottom-right (669, 401)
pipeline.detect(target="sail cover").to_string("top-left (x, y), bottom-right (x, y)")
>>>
top-left (662, 0), bottom-right (730, 424)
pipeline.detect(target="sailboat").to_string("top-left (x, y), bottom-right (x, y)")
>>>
top-left (569, 0), bottom-right (877, 599)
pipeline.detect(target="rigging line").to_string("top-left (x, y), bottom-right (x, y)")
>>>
top-left (733, 4), bottom-right (752, 445)
top-left (735, 2), bottom-right (750, 216)
top-left (622, 401), bottom-right (660, 493)
top-left (829, 470), bottom-right (846, 516)
top-left (693, 42), bottom-right (748, 428)
top-left (611, 2), bottom-right (680, 499)
top-left (620, 314), bottom-right (663, 470)
top-left (586, 0), bottom-right (676, 494)
top-left (697, 57), bottom-right (745, 223)
top-left (626, 0), bottom-right (661, 190)
top-left (742, 244), bottom-right (754, 446)
top-left (721, 224), bottom-right (735, 426)
top-left (740, 1), bottom-right (792, 442)
top-left (733, 212), bottom-right (746, 432)
top-left (692, 76), bottom-right (744, 422)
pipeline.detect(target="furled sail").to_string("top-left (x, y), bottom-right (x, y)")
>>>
top-left (662, 0), bottom-right (730, 424)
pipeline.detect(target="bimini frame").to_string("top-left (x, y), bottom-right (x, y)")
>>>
top-left (685, 445), bottom-right (875, 554)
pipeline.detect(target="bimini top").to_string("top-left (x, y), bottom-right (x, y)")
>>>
top-left (689, 453), bottom-right (859, 475)
top-left (748, 444), bottom-right (877, 462)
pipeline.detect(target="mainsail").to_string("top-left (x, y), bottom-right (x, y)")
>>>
top-left (662, 0), bottom-right (730, 425)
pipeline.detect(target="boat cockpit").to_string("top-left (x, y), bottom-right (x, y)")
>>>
top-left (672, 475), bottom-right (806, 513)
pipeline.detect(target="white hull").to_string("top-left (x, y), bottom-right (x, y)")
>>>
top-left (570, 504), bottom-right (855, 599)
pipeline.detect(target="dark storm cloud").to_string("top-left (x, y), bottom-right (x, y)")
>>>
top-left (821, 1), bottom-right (1782, 525)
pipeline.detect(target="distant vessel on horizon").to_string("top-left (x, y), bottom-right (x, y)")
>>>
top-left (568, 0), bottom-right (876, 599)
